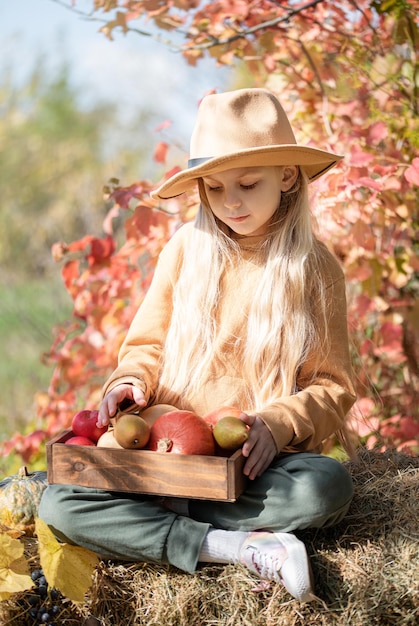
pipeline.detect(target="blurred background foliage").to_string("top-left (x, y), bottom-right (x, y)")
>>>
top-left (0, 58), bottom-right (153, 437)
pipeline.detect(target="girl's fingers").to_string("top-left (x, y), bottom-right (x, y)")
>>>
top-left (132, 388), bottom-right (147, 407)
top-left (97, 385), bottom-right (147, 427)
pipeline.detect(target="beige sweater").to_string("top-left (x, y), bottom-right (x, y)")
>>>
top-left (103, 223), bottom-right (356, 454)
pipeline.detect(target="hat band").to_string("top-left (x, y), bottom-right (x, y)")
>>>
top-left (188, 157), bottom-right (211, 168)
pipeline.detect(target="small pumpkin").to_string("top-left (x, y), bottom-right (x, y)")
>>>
top-left (148, 410), bottom-right (215, 456)
top-left (204, 406), bottom-right (243, 429)
top-left (139, 403), bottom-right (178, 427)
top-left (0, 466), bottom-right (48, 536)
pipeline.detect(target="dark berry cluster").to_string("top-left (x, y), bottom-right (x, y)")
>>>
top-left (27, 569), bottom-right (62, 625)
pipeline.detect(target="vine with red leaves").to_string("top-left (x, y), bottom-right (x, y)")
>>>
top-left (2, 0), bottom-right (418, 468)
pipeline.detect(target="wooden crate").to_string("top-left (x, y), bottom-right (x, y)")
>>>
top-left (46, 430), bottom-right (248, 502)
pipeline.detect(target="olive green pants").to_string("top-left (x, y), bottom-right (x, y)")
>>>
top-left (39, 452), bottom-right (353, 573)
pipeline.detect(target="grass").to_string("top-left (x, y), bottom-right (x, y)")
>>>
top-left (1, 448), bottom-right (418, 625)
top-left (0, 277), bottom-right (71, 439)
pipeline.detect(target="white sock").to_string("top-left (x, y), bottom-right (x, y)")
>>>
top-left (199, 528), bottom-right (249, 564)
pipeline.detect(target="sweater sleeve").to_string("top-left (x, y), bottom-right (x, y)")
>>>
top-left (257, 257), bottom-right (356, 454)
top-left (101, 225), bottom-right (186, 401)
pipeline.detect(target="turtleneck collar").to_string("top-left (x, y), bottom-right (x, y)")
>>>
top-left (229, 230), bottom-right (270, 253)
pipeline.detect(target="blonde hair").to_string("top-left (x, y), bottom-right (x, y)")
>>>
top-left (155, 168), bottom-right (331, 411)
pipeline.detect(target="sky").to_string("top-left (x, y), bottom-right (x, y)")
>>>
top-left (1, 0), bottom-right (233, 152)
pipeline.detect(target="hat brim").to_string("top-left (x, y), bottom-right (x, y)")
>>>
top-left (150, 145), bottom-right (343, 200)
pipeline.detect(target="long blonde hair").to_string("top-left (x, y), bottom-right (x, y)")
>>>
top-left (156, 168), bottom-right (331, 411)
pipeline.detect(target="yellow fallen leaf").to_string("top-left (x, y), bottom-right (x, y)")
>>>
top-left (0, 533), bottom-right (33, 601)
top-left (35, 517), bottom-right (99, 603)
top-left (0, 523), bottom-right (25, 540)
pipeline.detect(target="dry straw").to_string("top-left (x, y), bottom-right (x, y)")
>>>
top-left (2, 448), bottom-right (418, 626)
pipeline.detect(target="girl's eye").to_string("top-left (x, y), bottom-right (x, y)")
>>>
top-left (205, 181), bottom-right (258, 192)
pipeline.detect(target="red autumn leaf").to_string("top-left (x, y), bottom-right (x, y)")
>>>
top-left (67, 235), bottom-right (94, 253)
top-left (1, 430), bottom-right (48, 463)
top-left (349, 144), bottom-right (375, 167)
top-left (162, 165), bottom-right (182, 180)
top-left (398, 417), bottom-right (419, 441)
top-left (378, 416), bottom-right (419, 451)
top-left (153, 141), bottom-right (169, 164)
top-left (357, 176), bottom-right (382, 191)
top-left (127, 205), bottom-right (157, 238)
top-left (351, 397), bottom-right (376, 419)
top-left (154, 119), bottom-right (172, 132)
top-left (347, 262), bottom-right (372, 282)
top-left (360, 337), bottom-right (374, 356)
top-left (350, 220), bottom-right (376, 250)
top-left (111, 183), bottom-right (144, 209)
top-left (380, 321), bottom-right (403, 345)
top-left (335, 101), bottom-right (358, 117)
top-left (87, 236), bottom-right (115, 266)
top-left (349, 397), bottom-right (380, 437)
top-left (62, 260), bottom-right (80, 291)
top-left (73, 290), bottom-right (93, 320)
top-left (367, 121), bottom-right (387, 145)
top-left (373, 322), bottom-right (405, 362)
top-left (404, 158), bottom-right (419, 186)
top-left (354, 294), bottom-right (374, 318)
top-left (398, 440), bottom-right (419, 454)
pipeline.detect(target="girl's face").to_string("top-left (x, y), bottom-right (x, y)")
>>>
top-left (202, 166), bottom-right (298, 237)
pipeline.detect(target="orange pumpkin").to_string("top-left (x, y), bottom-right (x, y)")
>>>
top-left (148, 410), bottom-right (215, 456)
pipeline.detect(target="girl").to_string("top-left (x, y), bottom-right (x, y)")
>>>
top-left (40, 88), bottom-right (357, 604)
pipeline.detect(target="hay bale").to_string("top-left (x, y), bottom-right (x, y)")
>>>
top-left (299, 448), bottom-right (419, 626)
top-left (1, 448), bottom-right (418, 625)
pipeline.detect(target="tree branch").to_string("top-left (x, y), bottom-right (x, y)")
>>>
top-left (181, 0), bottom-right (325, 51)
top-left (52, 0), bottom-right (326, 53)
top-left (298, 41), bottom-right (334, 136)
top-left (51, 0), bottom-right (152, 38)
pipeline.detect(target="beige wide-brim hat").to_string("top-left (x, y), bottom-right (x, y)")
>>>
top-left (151, 88), bottom-right (343, 200)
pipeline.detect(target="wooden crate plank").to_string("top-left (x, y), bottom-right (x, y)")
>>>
top-left (47, 433), bottom-right (247, 501)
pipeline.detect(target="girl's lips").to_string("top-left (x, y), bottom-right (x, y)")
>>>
top-left (229, 215), bottom-right (249, 222)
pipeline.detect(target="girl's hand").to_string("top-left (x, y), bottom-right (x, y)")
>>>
top-left (240, 413), bottom-right (277, 480)
top-left (97, 384), bottom-right (147, 427)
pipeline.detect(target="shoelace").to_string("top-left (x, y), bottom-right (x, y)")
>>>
top-left (246, 545), bottom-right (283, 581)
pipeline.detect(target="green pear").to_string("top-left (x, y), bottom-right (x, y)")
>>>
top-left (114, 413), bottom-right (150, 449)
top-left (213, 416), bottom-right (248, 451)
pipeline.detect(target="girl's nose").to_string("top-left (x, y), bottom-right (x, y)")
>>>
top-left (224, 191), bottom-right (242, 210)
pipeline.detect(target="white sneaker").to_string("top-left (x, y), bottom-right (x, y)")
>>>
top-left (240, 531), bottom-right (315, 603)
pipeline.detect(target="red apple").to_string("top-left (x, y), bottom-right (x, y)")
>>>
top-left (65, 435), bottom-right (96, 446)
top-left (71, 409), bottom-right (108, 443)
